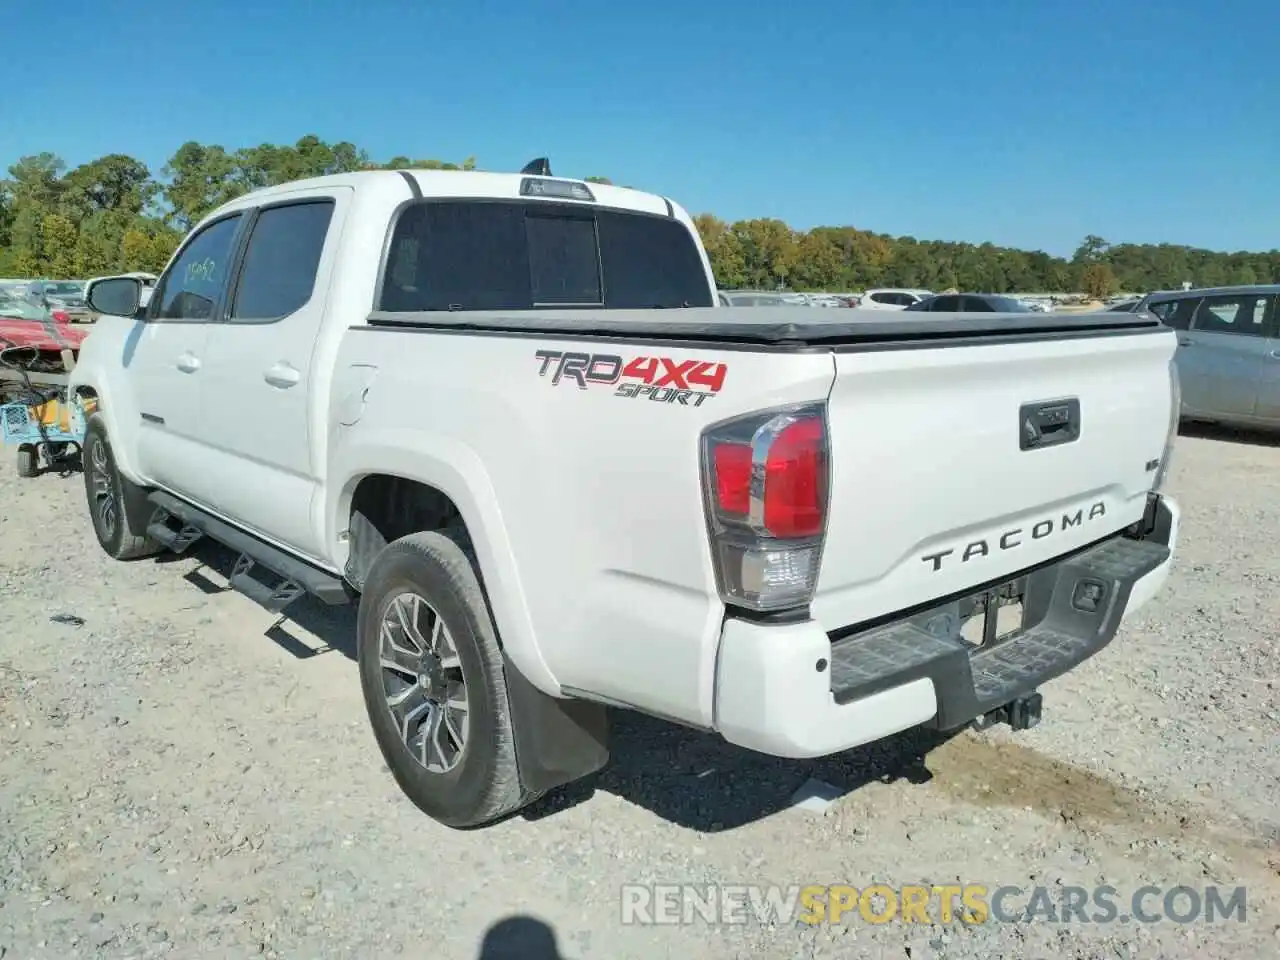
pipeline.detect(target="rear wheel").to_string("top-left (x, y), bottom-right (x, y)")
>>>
top-left (15, 445), bottom-right (38, 478)
top-left (82, 416), bottom-right (160, 561)
top-left (357, 530), bottom-right (533, 828)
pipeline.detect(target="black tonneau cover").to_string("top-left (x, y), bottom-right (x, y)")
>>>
top-left (365, 306), bottom-right (1164, 346)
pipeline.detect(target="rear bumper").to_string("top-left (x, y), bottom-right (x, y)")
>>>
top-left (712, 494), bottom-right (1179, 759)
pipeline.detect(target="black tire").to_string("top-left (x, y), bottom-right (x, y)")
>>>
top-left (82, 415), bottom-right (160, 561)
top-left (15, 445), bottom-right (38, 478)
top-left (357, 529), bottom-right (531, 828)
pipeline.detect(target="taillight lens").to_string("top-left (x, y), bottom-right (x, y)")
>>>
top-left (763, 417), bottom-right (825, 537)
top-left (701, 403), bottom-right (830, 612)
top-left (712, 442), bottom-right (752, 518)
top-left (52, 310), bottom-right (70, 323)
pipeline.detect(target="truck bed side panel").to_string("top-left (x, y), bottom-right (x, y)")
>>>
top-left (328, 327), bottom-right (836, 726)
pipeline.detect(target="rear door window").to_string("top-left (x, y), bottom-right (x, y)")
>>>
top-left (230, 200), bottom-right (335, 322)
top-left (1192, 294), bottom-right (1269, 336)
top-left (930, 295), bottom-right (961, 311)
top-left (379, 200), bottom-right (712, 311)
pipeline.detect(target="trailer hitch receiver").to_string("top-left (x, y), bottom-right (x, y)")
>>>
top-left (972, 692), bottom-right (1043, 732)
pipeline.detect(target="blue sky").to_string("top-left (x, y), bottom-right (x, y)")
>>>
top-left (4, 0), bottom-right (1277, 256)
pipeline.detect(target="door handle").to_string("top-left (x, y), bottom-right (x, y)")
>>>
top-left (264, 362), bottom-right (301, 388)
top-left (176, 352), bottom-right (201, 373)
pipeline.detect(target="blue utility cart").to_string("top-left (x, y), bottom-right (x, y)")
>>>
top-left (0, 370), bottom-right (89, 478)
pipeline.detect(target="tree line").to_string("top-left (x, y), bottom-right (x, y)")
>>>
top-left (2, 135), bottom-right (1276, 297)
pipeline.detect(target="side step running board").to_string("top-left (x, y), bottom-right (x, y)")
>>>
top-left (146, 517), bottom-right (204, 554)
top-left (229, 554), bottom-right (308, 615)
top-left (147, 491), bottom-right (351, 611)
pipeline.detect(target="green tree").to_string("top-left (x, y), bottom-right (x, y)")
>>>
top-left (1073, 234), bottom-right (1110, 263)
top-left (2, 135), bottom-right (1278, 297)
top-left (161, 142), bottom-right (243, 230)
top-left (1081, 262), bottom-right (1119, 299)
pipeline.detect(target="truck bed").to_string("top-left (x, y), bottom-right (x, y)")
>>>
top-left (366, 306), bottom-right (1163, 347)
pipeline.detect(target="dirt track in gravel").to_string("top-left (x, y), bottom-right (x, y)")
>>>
top-left (1, 424), bottom-right (1278, 959)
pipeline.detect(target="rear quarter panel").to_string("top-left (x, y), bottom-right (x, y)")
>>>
top-left (327, 329), bottom-right (835, 726)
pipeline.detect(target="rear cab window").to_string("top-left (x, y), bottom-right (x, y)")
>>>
top-left (379, 200), bottom-right (713, 311)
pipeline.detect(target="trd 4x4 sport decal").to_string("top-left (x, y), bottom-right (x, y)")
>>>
top-left (534, 350), bottom-right (727, 406)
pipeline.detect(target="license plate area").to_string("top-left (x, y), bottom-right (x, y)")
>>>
top-left (958, 577), bottom-right (1027, 649)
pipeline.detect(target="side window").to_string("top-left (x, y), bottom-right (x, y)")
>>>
top-left (931, 295), bottom-right (961, 311)
top-left (230, 201), bottom-right (335, 322)
top-left (151, 215), bottom-right (243, 321)
top-left (963, 296), bottom-right (994, 312)
top-left (870, 292), bottom-right (891, 304)
top-left (1157, 297), bottom-right (1200, 330)
top-left (1145, 299), bottom-right (1172, 320)
top-left (1192, 294), bottom-right (1268, 336)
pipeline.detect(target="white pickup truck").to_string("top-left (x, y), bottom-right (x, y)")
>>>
top-left (74, 162), bottom-right (1181, 828)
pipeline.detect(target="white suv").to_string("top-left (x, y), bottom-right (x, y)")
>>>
top-left (858, 288), bottom-right (933, 310)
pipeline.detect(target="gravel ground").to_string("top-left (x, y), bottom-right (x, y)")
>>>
top-left (1, 426), bottom-right (1278, 959)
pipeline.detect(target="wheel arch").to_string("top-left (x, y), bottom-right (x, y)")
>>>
top-left (69, 380), bottom-right (147, 485)
top-left (330, 436), bottom-right (557, 696)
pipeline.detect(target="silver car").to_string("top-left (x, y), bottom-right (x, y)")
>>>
top-left (1139, 285), bottom-right (1280, 428)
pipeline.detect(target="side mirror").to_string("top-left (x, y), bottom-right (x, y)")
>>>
top-left (87, 276), bottom-right (143, 318)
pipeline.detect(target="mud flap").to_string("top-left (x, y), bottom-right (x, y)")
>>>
top-left (502, 653), bottom-right (610, 796)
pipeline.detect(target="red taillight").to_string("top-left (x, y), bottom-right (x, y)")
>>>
top-left (763, 418), bottom-right (825, 537)
top-left (52, 310), bottom-right (70, 323)
top-left (701, 404), bottom-right (829, 612)
top-left (712, 442), bottom-right (752, 517)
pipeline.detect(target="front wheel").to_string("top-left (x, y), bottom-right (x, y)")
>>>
top-left (357, 529), bottom-right (534, 828)
top-left (82, 415), bottom-right (160, 561)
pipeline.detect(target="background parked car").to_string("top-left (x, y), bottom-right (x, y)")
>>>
top-left (856, 288), bottom-right (933, 310)
top-left (904, 293), bottom-right (1038, 313)
top-left (718, 291), bottom-right (821, 306)
top-left (1135, 284), bottom-right (1280, 429)
top-left (19, 280), bottom-right (92, 322)
top-left (0, 290), bottom-right (74, 324)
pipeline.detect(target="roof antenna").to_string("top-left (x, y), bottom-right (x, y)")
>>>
top-left (520, 157), bottom-right (552, 176)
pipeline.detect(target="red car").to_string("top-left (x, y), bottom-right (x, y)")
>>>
top-left (0, 296), bottom-right (88, 355)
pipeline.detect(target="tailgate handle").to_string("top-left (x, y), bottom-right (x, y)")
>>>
top-left (1019, 399), bottom-right (1080, 451)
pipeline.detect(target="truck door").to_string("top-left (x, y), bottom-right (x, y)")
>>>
top-left (129, 212), bottom-right (246, 496)
top-left (189, 188), bottom-right (350, 561)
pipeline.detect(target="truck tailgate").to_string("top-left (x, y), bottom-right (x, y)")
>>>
top-left (812, 329), bottom-right (1176, 630)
